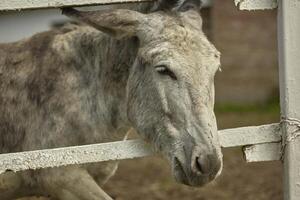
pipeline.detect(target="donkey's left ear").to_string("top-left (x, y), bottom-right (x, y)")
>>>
top-left (62, 8), bottom-right (145, 39)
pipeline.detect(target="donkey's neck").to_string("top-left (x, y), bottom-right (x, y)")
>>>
top-left (64, 25), bottom-right (138, 139)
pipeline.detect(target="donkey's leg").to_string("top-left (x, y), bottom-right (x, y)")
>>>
top-left (40, 167), bottom-right (113, 200)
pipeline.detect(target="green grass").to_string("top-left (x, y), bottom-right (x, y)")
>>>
top-left (215, 99), bottom-right (280, 115)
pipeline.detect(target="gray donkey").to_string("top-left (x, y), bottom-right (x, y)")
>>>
top-left (0, 0), bottom-right (222, 199)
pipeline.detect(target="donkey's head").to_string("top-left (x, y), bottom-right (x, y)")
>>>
top-left (63, 0), bottom-right (222, 186)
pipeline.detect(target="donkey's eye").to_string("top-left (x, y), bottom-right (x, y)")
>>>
top-left (155, 65), bottom-right (177, 80)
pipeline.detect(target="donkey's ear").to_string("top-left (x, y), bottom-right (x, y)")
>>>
top-left (62, 8), bottom-right (145, 39)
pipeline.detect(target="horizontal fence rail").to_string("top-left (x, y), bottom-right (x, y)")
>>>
top-left (0, 123), bottom-right (281, 174)
top-left (234, 0), bottom-right (278, 10)
top-left (0, 0), bottom-right (153, 11)
top-left (0, 0), bottom-right (213, 11)
top-left (244, 143), bottom-right (281, 162)
top-left (219, 123), bottom-right (281, 148)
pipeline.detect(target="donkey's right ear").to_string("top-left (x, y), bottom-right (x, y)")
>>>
top-left (62, 8), bottom-right (145, 39)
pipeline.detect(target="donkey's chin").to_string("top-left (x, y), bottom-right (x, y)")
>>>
top-left (173, 168), bottom-right (211, 187)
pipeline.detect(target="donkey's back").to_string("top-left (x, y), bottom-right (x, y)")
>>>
top-left (0, 28), bottom-right (64, 153)
top-left (1, 23), bottom-right (128, 150)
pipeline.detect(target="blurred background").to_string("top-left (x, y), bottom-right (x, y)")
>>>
top-left (0, 0), bottom-right (281, 199)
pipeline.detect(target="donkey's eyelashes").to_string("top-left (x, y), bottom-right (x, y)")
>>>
top-left (155, 65), bottom-right (177, 80)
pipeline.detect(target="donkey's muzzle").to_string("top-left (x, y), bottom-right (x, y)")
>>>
top-left (192, 154), bottom-right (211, 175)
top-left (191, 147), bottom-right (222, 176)
top-left (173, 146), bottom-right (222, 186)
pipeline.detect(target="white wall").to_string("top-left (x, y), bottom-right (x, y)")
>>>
top-left (0, 9), bottom-right (67, 43)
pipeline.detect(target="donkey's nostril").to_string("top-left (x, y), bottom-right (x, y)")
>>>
top-left (194, 155), bottom-right (210, 175)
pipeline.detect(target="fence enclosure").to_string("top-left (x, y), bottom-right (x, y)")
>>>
top-left (0, 0), bottom-right (299, 199)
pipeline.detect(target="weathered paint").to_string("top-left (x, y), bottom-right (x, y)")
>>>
top-left (0, 0), bottom-right (214, 11)
top-left (0, 140), bottom-right (154, 174)
top-left (0, 124), bottom-right (281, 174)
top-left (278, 0), bottom-right (300, 199)
top-left (219, 123), bottom-right (281, 148)
top-left (0, 0), bottom-right (152, 11)
top-left (234, 0), bottom-right (277, 10)
top-left (243, 143), bottom-right (281, 162)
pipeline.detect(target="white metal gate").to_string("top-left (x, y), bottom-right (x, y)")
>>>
top-left (0, 0), bottom-right (299, 199)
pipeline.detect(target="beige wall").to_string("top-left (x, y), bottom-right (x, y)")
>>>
top-left (213, 0), bottom-right (278, 104)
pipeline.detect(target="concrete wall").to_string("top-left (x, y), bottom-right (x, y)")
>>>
top-left (213, 0), bottom-right (278, 104)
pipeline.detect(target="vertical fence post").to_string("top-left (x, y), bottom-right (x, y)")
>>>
top-left (278, 0), bottom-right (300, 200)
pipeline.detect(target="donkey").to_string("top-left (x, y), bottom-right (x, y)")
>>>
top-left (0, 1), bottom-right (222, 199)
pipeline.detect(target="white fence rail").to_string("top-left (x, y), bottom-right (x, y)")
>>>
top-left (244, 143), bottom-right (281, 162)
top-left (0, 0), bottom-right (213, 11)
top-left (0, 0), bottom-right (278, 11)
top-left (0, 0), bottom-right (151, 11)
top-left (234, 0), bottom-right (278, 10)
top-left (0, 0), bottom-right (299, 199)
top-left (0, 124), bottom-right (281, 174)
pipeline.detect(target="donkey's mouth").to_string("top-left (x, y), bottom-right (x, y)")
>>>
top-left (173, 156), bottom-right (211, 187)
top-left (173, 156), bottom-right (189, 185)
